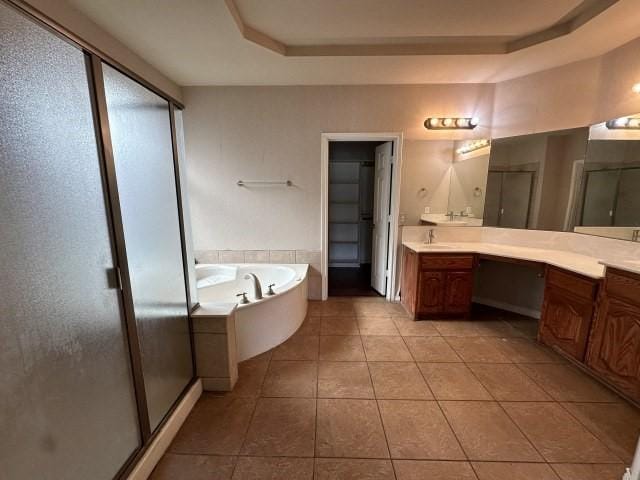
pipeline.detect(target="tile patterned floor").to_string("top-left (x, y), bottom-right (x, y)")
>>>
top-left (153, 297), bottom-right (640, 480)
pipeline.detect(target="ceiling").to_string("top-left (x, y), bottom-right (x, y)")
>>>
top-left (65, 0), bottom-right (640, 86)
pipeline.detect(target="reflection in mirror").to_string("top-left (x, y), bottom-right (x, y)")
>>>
top-left (484, 128), bottom-right (589, 231)
top-left (574, 115), bottom-right (640, 241)
top-left (399, 140), bottom-right (490, 227)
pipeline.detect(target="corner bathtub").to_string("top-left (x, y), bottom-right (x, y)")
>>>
top-left (195, 264), bottom-right (308, 361)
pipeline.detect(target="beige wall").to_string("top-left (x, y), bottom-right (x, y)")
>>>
top-left (21, 0), bottom-right (182, 102)
top-left (400, 141), bottom-right (454, 225)
top-left (492, 37), bottom-right (640, 139)
top-left (183, 84), bottom-right (494, 251)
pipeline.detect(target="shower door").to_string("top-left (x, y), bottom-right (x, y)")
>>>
top-left (101, 64), bottom-right (193, 432)
top-left (0, 3), bottom-right (140, 478)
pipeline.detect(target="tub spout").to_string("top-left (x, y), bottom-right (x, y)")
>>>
top-left (244, 273), bottom-right (263, 300)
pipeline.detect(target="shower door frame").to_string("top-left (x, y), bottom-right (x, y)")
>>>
top-left (4, 1), bottom-right (197, 478)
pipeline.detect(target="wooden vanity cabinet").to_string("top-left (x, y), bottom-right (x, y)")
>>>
top-left (538, 266), bottom-right (599, 361)
top-left (401, 247), bottom-right (475, 318)
top-left (586, 268), bottom-right (640, 402)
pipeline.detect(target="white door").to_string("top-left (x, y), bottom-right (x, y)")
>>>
top-left (371, 141), bottom-right (393, 295)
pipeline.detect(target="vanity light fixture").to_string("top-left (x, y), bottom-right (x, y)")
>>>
top-left (456, 139), bottom-right (491, 155)
top-left (606, 117), bottom-right (640, 129)
top-left (424, 117), bottom-right (479, 130)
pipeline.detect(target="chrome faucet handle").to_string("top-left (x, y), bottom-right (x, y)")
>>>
top-left (236, 292), bottom-right (250, 304)
top-left (266, 283), bottom-right (276, 296)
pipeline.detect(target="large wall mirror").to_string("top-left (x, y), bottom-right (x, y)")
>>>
top-left (400, 139), bottom-right (490, 227)
top-left (573, 115), bottom-right (640, 241)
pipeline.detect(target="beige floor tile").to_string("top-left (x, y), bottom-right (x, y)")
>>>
top-left (446, 337), bottom-right (511, 363)
top-left (272, 335), bottom-right (319, 361)
top-left (506, 318), bottom-right (540, 339)
top-left (419, 363), bottom-right (492, 400)
top-left (369, 362), bottom-right (433, 399)
top-left (316, 399), bottom-right (389, 458)
top-left (354, 302), bottom-right (394, 316)
top-left (517, 363), bottom-right (621, 402)
top-left (393, 317), bottom-right (440, 336)
top-left (357, 316), bottom-right (400, 335)
top-left (487, 337), bottom-right (565, 363)
top-left (362, 336), bottom-right (413, 361)
top-left (315, 459), bottom-right (395, 480)
top-left (432, 321), bottom-right (485, 336)
top-left (502, 402), bottom-right (619, 463)
top-left (232, 457), bottom-right (314, 480)
top-left (241, 398), bottom-right (316, 457)
top-left (320, 316), bottom-right (359, 335)
top-left (261, 361), bottom-right (317, 398)
top-left (404, 336), bottom-right (462, 362)
top-left (562, 402), bottom-right (640, 462)
top-left (378, 400), bottom-right (466, 460)
top-left (318, 361), bottom-right (374, 398)
top-left (440, 401), bottom-right (541, 461)
top-left (320, 300), bottom-right (356, 316)
top-left (229, 357), bottom-right (270, 398)
top-left (471, 462), bottom-right (560, 480)
top-left (393, 460), bottom-right (477, 480)
top-left (467, 364), bottom-right (551, 401)
top-left (295, 316), bottom-right (321, 336)
top-left (151, 454), bottom-right (235, 480)
top-left (472, 320), bottom-right (525, 337)
top-left (319, 335), bottom-right (366, 361)
top-left (550, 463), bottom-right (626, 480)
top-left (170, 395), bottom-right (256, 455)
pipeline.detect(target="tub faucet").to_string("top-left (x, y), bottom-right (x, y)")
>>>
top-left (244, 273), bottom-right (263, 300)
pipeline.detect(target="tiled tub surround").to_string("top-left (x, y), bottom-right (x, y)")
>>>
top-left (195, 250), bottom-right (322, 299)
top-left (401, 226), bottom-right (640, 277)
top-left (152, 297), bottom-right (639, 480)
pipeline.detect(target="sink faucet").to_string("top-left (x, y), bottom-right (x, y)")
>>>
top-left (244, 273), bottom-right (263, 300)
top-left (425, 228), bottom-right (436, 244)
top-left (447, 211), bottom-right (455, 221)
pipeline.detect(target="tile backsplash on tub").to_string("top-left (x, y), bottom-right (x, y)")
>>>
top-left (194, 249), bottom-right (322, 300)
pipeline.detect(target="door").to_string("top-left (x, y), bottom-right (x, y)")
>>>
top-left (371, 142), bottom-right (393, 294)
top-left (581, 170), bottom-right (619, 226)
top-left (483, 171), bottom-right (503, 226)
top-left (1, 4), bottom-right (140, 478)
top-left (444, 271), bottom-right (474, 314)
top-left (102, 64), bottom-right (193, 432)
top-left (500, 172), bottom-right (534, 228)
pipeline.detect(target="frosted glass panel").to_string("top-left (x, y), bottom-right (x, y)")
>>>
top-left (0, 4), bottom-right (140, 479)
top-left (102, 64), bottom-right (192, 431)
top-left (174, 109), bottom-right (198, 308)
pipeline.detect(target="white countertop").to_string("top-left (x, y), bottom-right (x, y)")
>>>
top-left (599, 259), bottom-right (640, 276)
top-left (403, 241), bottom-right (606, 279)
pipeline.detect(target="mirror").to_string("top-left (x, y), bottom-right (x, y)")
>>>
top-left (573, 115), bottom-right (640, 241)
top-left (399, 140), bottom-right (490, 226)
top-left (483, 127), bottom-right (590, 231)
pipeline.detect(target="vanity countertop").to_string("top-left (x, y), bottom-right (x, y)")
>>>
top-left (599, 259), bottom-right (640, 276)
top-left (402, 241), bottom-right (606, 279)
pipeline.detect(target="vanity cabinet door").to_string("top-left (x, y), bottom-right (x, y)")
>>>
top-left (444, 271), bottom-right (474, 314)
top-left (586, 297), bottom-right (640, 402)
top-left (417, 271), bottom-right (445, 315)
top-left (539, 287), bottom-right (594, 361)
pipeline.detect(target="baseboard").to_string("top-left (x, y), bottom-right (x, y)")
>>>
top-left (126, 379), bottom-right (203, 480)
top-left (473, 296), bottom-right (541, 319)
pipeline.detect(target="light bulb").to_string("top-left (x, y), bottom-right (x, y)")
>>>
top-left (428, 118), bottom-right (440, 128)
top-left (633, 83), bottom-right (640, 94)
top-left (455, 118), bottom-right (469, 128)
top-left (442, 118), bottom-right (453, 127)
top-left (629, 118), bottom-right (640, 128)
top-left (614, 117), bottom-right (630, 127)
top-left (469, 117), bottom-right (480, 127)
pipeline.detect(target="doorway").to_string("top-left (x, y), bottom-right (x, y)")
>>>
top-left (322, 136), bottom-right (400, 298)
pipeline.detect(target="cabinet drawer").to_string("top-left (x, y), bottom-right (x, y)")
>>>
top-left (420, 255), bottom-right (474, 271)
top-left (546, 267), bottom-right (598, 300)
top-left (606, 269), bottom-right (640, 306)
